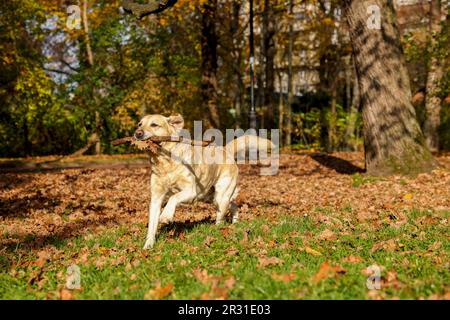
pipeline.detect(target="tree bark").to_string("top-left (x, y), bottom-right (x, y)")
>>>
top-left (71, 0), bottom-right (101, 155)
top-left (200, 0), bottom-right (220, 128)
top-left (344, 0), bottom-right (437, 175)
top-left (23, 116), bottom-right (31, 156)
top-left (328, 82), bottom-right (337, 151)
top-left (278, 72), bottom-right (284, 145)
top-left (262, 0), bottom-right (276, 129)
top-left (82, 0), bottom-right (94, 67)
top-left (423, 0), bottom-right (446, 153)
top-left (344, 56), bottom-right (360, 151)
top-left (230, 0), bottom-right (243, 128)
top-left (285, 0), bottom-right (293, 146)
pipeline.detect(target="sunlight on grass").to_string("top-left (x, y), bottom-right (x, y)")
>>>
top-left (0, 209), bottom-right (448, 300)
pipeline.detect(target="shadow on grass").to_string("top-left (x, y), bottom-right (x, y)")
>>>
top-left (309, 153), bottom-right (365, 174)
top-left (159, 217), bottom-right (214, 238)
top-left (1, 215), bottom-right (120, 255)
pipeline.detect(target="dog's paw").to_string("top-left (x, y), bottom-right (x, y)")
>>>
top-left (143, 239), bottom-right (154, 249)
top-left (159, 214), bottom-right (173, 225)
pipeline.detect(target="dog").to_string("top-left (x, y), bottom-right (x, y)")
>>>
top-left (134, 114), bottom-right (275, 249)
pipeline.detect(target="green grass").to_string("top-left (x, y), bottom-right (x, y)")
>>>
top-left (0, 210), bottom-right (448, 300)
top-left (351, 173), bottom-right (382, 187)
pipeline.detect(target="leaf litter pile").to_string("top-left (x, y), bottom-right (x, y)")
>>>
top-left (0, 152), bottom-right (449, 299)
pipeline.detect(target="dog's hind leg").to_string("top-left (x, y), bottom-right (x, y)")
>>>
top-left (214, 176), bottom-right (238, 225)
top-left (159, 186), bottom-right (197, 224)
top-left (230, 186), bottom-right (239, 223)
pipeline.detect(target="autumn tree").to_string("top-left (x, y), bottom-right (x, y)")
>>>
top-left (200, 0), bottom-right (221, 128)
top-left (423, 0), bottom-right (448, 152)
top-left (343, 0), bottom-right (437, 175)
top-left (262, 0), bottom-right (276, 129)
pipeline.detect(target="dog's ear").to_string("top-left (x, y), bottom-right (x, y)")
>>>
top-left (167, 114), bottom-right (184, 131)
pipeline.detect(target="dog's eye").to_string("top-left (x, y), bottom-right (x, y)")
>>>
top-left (138, 121), bottom-right (143, 127)
top-left (151, 123), bottom-right (159, 127)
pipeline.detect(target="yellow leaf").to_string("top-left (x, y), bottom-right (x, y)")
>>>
top-left (305, 247), bottom-right (322, 256)
top-left (403, 194), bottom-right (413, 200)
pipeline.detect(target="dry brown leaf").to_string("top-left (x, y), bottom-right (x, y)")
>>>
top-left (258, 256), bottom-right (284, 268)
top-left (271, 272), bottom-right (297, 283)
top-left (371, 239), bottom-right (397, 253)
top-left (144, 282), bottom-right (174, 300)
top-left (34, 251), bottom-right (50, 268)
top-left (341, 255), bottom-right (363, 263)
top-left (428, 241), bottom-right (442, 251)
top-left (60, 289), bottom-right (74, 300)
top-left (203, 236), bottom-right (215, 247)
top-left (226, 247), bottom-right (239, 256)
top-left (312, 261), bottom-right (346, 283)
top-left (220, 227), bottom-right (230, 237)
top-left (200, 287), bottom-right (228, 300)
top-left (224, 276), bottom-right (236, 289)
top-left (318, 229), bottom-right (336, 241)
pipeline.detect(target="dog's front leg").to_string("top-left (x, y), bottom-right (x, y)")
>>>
top-left (159, 187), bottom-right (197, 224)
top-left (143, 193), bottom-right (165, 249)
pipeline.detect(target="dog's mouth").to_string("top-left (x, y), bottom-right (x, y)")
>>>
top-left (134, 129), bottom-right (152, 141)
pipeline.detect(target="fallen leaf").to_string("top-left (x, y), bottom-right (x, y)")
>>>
top-left (34, 251), bottom-right (50, 268)
top-left (258, 256), bottom-right (284, 268)
top-left (203, 236), bottom-right (215, 247)
top-left (305, 247), bottom-right (322, 256)
top-left (341, 255), bottom-right (363, 263)
top-left (224, 276), bottom-right (236, 289)
top-left (318, 229), bottom-right (336, 241)
top-left (428, 241), bottom-right (442, 251)
top-left (220, 227), bottom-right (230, 237)
top-left (371, 239), bottom-right (397, 253)
top-left (226, 247), bottom-right (239, 256)
top-left (271, 272), bottom-right (297, 283)
top-left (144, 282), bottom-right (174, 300)
top-left (60, 289), bottom-right (73, 300)
top-left (312, 261), bottom-right (346, 283)
top-left (200, 287), bottom-right (228, 300)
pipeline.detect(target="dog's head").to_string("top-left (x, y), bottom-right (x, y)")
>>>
top-left (134, 114), bottom-right (184, 141)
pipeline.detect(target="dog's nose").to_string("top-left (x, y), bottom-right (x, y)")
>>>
top-left (134, 129), bottom-right (145, 140)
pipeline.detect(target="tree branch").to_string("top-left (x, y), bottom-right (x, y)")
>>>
top-left (44, 67), bottom-right (72, 75)
top-left (121, 0), bottom-right (178, 19)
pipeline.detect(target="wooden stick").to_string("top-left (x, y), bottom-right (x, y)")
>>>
top-left (111, 136), bottom-right (214, 147)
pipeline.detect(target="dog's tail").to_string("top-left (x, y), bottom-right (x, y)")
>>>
top-left (225, 135), bottom-right (275, 160)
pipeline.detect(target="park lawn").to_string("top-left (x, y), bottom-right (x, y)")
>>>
top-left (0, 209), bottom-right (448, 300)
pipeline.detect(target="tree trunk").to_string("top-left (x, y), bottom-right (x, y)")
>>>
top-left (23, 116), bottom-right (31, 156)
top-left (285, 0), bottom-right (293, 146)
top-left (72, 0), bottom-right (101, 155)
top-left (231, 0), bottom-right (243, 129)
top-left (82, 0), bottom-right (94, 67)
top-left (200, 0), bottom-right (220, 128)
top-left (278, 72), bottom-right (284, 145)
top-left (344, 56), bottom-right (360, 151)
top-left (344, 0), bottom-right (437, 175)
top-left (262, 0), bottom-right (276, 129)
top-left (328, 82), bottom-right (337, 151)
top-left (423, 0), bottom-right (446, 153)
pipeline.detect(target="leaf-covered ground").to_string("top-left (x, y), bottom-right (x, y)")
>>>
top-left (0, 152), bottom-right (449, 299)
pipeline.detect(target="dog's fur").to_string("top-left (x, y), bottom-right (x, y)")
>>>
top-left (135, 114), bottom-right (274, 249)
